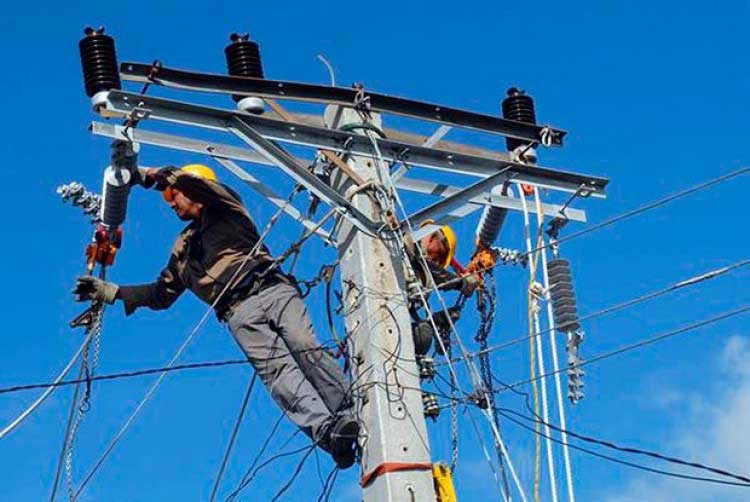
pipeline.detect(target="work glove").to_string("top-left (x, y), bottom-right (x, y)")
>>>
top-left (73, 276), bottom-right (119, 304)
top-left (460, 274), bottom-right (479, 297)
top-left (150, 166), bottom-right (179, 191)
top-left (131, 166), bottom-right (178, 190)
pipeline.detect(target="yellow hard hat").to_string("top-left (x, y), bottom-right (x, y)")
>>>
top-left (181, 163), bottom-right (217, 181)
top-left (441, 225), bottom-right (457, 268)
top-left (420, 219), bottom-right (457, 268)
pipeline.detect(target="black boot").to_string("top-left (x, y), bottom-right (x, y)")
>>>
top-left (329, 416), bottom-right (359, 469)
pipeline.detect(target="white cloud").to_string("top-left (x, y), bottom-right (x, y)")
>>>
top-left (607, 335), bottom-right (750, 502)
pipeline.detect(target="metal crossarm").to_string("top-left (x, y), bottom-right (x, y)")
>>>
top-left (119, 62), bottom-right (567, 146)
top-left (101, 91), bottom-right (609, 196)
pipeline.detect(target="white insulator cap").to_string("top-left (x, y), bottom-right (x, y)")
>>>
top-left (237, 96), bottom-right (265, 115)
top-left (90, 91), bottom-right (110, 111)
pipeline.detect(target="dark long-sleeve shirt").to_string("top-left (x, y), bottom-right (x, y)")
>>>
top-left (118, 170), bottom-right (273, 315)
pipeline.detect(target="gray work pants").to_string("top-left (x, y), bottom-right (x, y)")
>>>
top-left (226, 279), bottom-right (351, 444)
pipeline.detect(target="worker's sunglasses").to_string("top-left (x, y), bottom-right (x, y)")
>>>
top-left (162, 186), bottom-right (175, 203)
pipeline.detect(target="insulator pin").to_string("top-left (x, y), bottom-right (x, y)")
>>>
top-left (100, 166), bottom-right (131, 228)
top-left (79, 27), bottom-right (121, 107)
top-left (547, 258), bottom-right (581, 332)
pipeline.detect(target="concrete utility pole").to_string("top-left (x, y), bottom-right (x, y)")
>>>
top-left (328, 105), bottom-right (436, 502)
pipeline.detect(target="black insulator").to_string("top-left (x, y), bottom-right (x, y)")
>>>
top-left (79, 27), bottom-right (121, 98)
top-left (224, 33), bottom-right (264, 103)
top-left (547, 258), bottom-right (581, 332)
top-left (502, 87), bottom-right (537, 152)
top-left (476, 185), bottom-right (510, 246)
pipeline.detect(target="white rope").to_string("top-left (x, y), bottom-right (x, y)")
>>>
top-left (517, 185), bottom-right (558, 502)
top-left (534, 188), bottom-right (575, 502)
top-left (0, 330), bottom-right (94, 440)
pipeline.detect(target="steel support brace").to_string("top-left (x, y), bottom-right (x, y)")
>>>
top-left (406, 168), bottom-right (512, 228)
top-left (226, 116), bottom-right (379, 236)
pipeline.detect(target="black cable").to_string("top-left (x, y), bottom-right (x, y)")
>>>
top-left (0, 338), bottom-right (353, 396)
top-left (502, 305), bottom-right (750, 392)
top-left (270, 445), bottom-right (317, 501)
top-left (440, 258), bottom-right (750, 366)
top-left (0, 359), bottom-right (250, 395)
top-left (504, 406), bottom-right (750, 485)
top-left (209, 372), bottom-right (258, 502)
top-left (496, 406), bottom-right (750, 487)
top-left (225, 412), bottom-right (288, 501)
top-left (316, 466), bottom-right (339, 502)
top-left (488, 365), bottom-right (750, 487)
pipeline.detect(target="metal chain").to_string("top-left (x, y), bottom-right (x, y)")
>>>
top-left (474, 273), bottom-right (512, 498)
top-left (64, 305), bottom-right (103, 501)
top-left (448, 342), bottom-right (459, 473)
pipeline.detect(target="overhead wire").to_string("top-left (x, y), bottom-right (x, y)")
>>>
top-left (209, 372), bottom-right (258, 502)
top-left (0, 329), bottom-right (95, 439)
top-left (430, 167), bottom-right (750, 293)
top-left (499, 305), bottom-right (750, 393)
top-left (442, 258), bottom-right (750, 366)
top-left (496, 405), bottom-right (750, 488)
top-left (500, 406), bottom-right (750, 485)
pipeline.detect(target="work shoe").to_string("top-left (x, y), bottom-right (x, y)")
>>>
top-left (329, 416), bottom-right (359, 469)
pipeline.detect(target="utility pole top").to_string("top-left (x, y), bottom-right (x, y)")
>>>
top-left (329, 105), bottom-right (436, 501)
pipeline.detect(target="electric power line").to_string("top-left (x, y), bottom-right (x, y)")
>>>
top-left (500, 305), bottom-right (750, 393)
top-left (496, 406), bottom-right (750, 488)
top-left (440, 258), bottom-right (750, 366)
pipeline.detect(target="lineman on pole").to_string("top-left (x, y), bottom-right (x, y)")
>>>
top-left (73, 160), bottom-right (359, 468)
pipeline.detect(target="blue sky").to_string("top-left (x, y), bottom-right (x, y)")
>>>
top-left (0, 1), bottom-right (748, 501)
